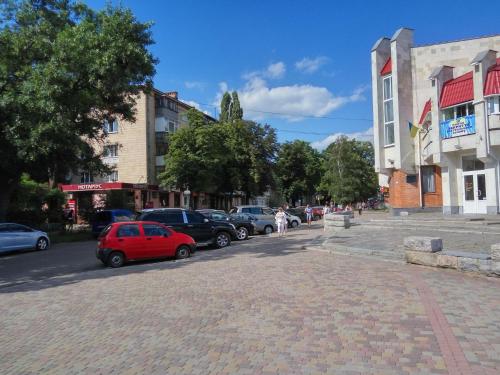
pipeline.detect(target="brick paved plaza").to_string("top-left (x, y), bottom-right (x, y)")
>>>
top-left (1, 225), bottom-right (500, 374)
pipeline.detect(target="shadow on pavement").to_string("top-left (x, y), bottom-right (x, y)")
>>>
top-left (0, 227), bottom-right (324, 294)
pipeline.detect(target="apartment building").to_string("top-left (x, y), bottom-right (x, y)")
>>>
top-left (371, 28), bottom-right (500, 214)
top-left (60, 88), bottom-right (216, 214)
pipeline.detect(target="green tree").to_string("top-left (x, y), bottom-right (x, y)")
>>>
top-left (0, 0), bottom-right (156, 220)
top-left (276, 140), bottom-right (321, 205)
top-left (230, 91), bottom-right (243, 121)
top-left (220, 92), bottom-right (231, 123)
top-left (321, 136), bottom-right (378, 204)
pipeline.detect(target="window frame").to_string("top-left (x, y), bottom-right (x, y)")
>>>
top-left (103, 144), bottom-right (118, 158)
top-left (104, 119), bottom-right (119, 134)
top-left (382, 75), bottom-right (395, 146)
top-left (441, 101), bottom-right (475, 121)
top-left (106, 170), bottom-right (118, 182)
top-left (421, 166), bottom-right (436, 194)
top-left (487, 96), bottom-right (500, 115)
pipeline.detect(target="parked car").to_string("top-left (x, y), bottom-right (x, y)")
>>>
top-left (197, 209), bottom-right (255, 240)
top-left (284, 212), bottom-right (301, 228)
top-left (91, 209), bottom-right (135, 238)
top-left (96, 221), bottom-right (196, 268)
top-left (295, 206), bottom-right (322, 221)
top-left (229, 205), bottom-right (275, 221)
top-left (137, 208), bottom-right (237, 248)
top-left (286, 208), bottom-right (308, 222)
top-left (230, 212), bottom-right (277, 235)
top-left (0, 223), bottom-right (50, 253)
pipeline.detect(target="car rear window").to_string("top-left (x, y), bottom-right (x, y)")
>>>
top-left (140, 211), bottom-right (184, 224)
top-left (116, 224), bottom-right (140, 237)
top-left (186, 211), bottom-right (205, 224)
top-left (99, 224), bottom-right (113, 238)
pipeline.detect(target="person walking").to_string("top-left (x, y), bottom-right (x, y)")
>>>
top-left (356, 202), bottom-right (362, 216)
top-left (304, 204), bottom-right (313, 227)
top-left (275, 207), bottom-right (287, 237)
top-left (323, 203), bottom-right (330, 232)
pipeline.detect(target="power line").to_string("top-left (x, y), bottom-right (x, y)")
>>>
top-left (192, 101), bottom-right (373, 122)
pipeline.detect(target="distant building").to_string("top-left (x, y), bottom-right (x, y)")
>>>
top-left (60, 88), bottom-right (219, 214)
top-left (371, 28), bottom-right (500, 214)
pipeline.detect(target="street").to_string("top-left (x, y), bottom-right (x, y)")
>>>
top-left (1, 223), bottom-right (500, 374)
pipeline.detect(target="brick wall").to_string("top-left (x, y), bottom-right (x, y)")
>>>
top-left (388, 166), bottom-right (442, 208)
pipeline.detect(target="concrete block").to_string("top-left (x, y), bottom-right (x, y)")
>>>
top-left (442, 250), bottom-right (490, 260)
top-left (491, 243), bottom-right (500, 261)
top-left (324, 214), bottom-right (350, 229)
top-left (490, 262), bottom-right (500, 276)
top-left (405, 250), bottom-right (438, 267)
top-left (404, 236), bottom-right (443, 253)
top-left (457, 257), bottom-right (492, 274)
top-left (436, 254), bottom-right (458, 269)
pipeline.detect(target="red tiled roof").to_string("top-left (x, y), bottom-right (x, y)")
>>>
top-left (439, 71), bottom-right (474, 108)
top-left (418, 99), bottom-right (432, 124)
top-left (484, 58), bottom-right (500, 97)
top-left (380, 57), bottom-right (392, 76)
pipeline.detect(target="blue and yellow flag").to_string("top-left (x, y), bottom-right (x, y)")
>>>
top-left (408, 122), bottom-right (420, 138)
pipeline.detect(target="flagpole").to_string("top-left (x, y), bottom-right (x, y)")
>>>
top-left (417, 128), bottom-right (423, 209)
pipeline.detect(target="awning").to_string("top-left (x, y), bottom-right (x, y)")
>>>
top-left (380, 57), bottom-right (392, 76)
top-left (484, 58), bottom-right (500, 97)
top-left (439, 71), bottom-right (473, 108)
top-left (60, 182), bottom-right (159, 192)
top-left (418, 99), bottom-right (432, 125)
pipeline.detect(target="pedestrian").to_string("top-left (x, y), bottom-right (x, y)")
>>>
top-left (323, 202), bottom-right (330, 232)
top-left (304, 204), bottom-right (313, 227)
top-left (362, 201), bottom-right (367, 211)
top-left (275, 207), bottom-right (287, 237)
top-left (63, 204), bottom-right (74, 231)
top-left (357, 202), bottom-right (362, 216)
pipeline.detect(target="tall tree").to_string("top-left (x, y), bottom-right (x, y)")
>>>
top-left (0, 0), bottom-right (156, 220)
top-left (320, 136), bottom-right (378, 204)
top-left (220, 92), bottom-right (232, 123)
top-left (230, 91), bottom-right (243, 122)
top-left (276, 140), bottom-right (321, 205)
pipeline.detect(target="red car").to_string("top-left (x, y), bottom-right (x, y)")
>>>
top-left (96, 221), bottom-right (196, 268)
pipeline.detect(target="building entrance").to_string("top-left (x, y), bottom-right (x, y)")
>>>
top-left (462, 157), bottom-right (487, 214)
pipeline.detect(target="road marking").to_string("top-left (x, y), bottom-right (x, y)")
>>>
top-left (411, 268), bottom-right (473, 375)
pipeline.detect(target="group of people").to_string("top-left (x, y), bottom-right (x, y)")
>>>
top-left (274, 201), bottom-right (369, 237)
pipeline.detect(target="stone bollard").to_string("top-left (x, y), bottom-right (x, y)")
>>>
top-left (490, 244), bottom-right (500, 276)
top-left (404, 236), bottom-right (443, 267)
top-left (323, 213), bottom-right (350, 231)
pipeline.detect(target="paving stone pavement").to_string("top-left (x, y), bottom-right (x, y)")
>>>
top-left (1, 225), bottom-right (499, 374)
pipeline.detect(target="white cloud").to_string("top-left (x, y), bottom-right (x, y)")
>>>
top-left (184, 81), bottom-right (205, 90)
top-left (235, 76), bottom-right (367, 121)
top-left (266, 62), bottom-right (286, 78)
top-left (182, 100), bottom-right (201, 109)
top-left (295, 56), bottom-right (329, 74)
top-left (311, 127), bottom-right (373, 151)
top-left (243, 62), bottom-right (286, 80)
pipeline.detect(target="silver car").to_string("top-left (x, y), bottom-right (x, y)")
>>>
top-left (230, 213), bottom-right (277, 235)
top-left (0, 223), bottom-right (50, 253)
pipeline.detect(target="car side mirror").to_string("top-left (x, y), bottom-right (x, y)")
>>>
top-left (204, 218), bottom-right (209, 223)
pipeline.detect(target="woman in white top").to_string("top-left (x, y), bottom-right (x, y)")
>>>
top-left (275, 207), bottom-right (287, 237)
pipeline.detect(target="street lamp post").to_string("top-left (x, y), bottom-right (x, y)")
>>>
top-left (183, 186), bottom-right (191, 209)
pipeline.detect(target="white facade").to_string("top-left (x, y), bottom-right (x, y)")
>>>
top-left (371, 29), bottom-right (500, 214)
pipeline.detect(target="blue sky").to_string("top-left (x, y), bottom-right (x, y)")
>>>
top-left (86, 0), bottom-right (499, 149)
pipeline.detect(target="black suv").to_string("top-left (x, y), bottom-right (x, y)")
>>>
top-left (197, 209), bottom-right (255, 241)
top-left (137, 208), bottom-right (237, 248)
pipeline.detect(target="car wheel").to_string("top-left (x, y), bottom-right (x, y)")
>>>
top-left (236, 227), bottom-right (249, 240)
top-left (176, 245), bottom-right (191, 259)
top-left (215, 232), bottom-right (230, 248)
top-left (36, 237), bottom-right (49, 251)
top-left (291, 220), bottom-right (299, 228)
top-left (264, 225), bottom-right (273, 235)
top-left (107, 251), bottom-right (125, 268)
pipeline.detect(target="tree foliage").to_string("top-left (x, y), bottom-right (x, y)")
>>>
top-left (320, 136), bottom-right (378, 204)
top-left (0, 0), bottom-right (156, 219)
top-left (275, 140), bottom-right (321, 205)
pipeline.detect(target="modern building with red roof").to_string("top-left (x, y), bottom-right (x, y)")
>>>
top-left (372, 29), bottom-right (500, 215)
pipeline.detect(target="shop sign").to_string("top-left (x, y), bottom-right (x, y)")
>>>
top-left (77, 184), bottom-right (102, 190)
top-left (440, 115), bottom-right (475, 139)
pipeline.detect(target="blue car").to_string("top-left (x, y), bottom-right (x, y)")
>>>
top-left (0, 223), bottom-right (50, 253)
top-left (91, 209), bottom-right (135, 237)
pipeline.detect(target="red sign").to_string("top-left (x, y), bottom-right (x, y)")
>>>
top-left (60, 182), bottom-right (160, 192)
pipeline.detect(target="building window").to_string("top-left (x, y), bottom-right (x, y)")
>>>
top-left (383, 75), bottom-right (394, 145)
top-left (103, 144), bottom-right (118, 157)
top-left (167, 100), bottom-right (178, 112)
top-left (80, 172), bottom-right (93, 183)
top-left (487, 96), bottom-right (500, 114)
top-left (106, 171), bottom-right (118, 182)
top-left (103, 119), bottom-right (119, 133)
top-left (168, 121), bottom-right (177, 133)
top-left (421, 166), bottom-right (435, 193)
top-left (155, 132), bottom-right (168, 155)
top-left (441, 102), bottom-right (474, 121)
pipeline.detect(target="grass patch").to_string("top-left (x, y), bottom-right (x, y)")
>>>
top-left (49, 230), bottom-right (95, 244)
